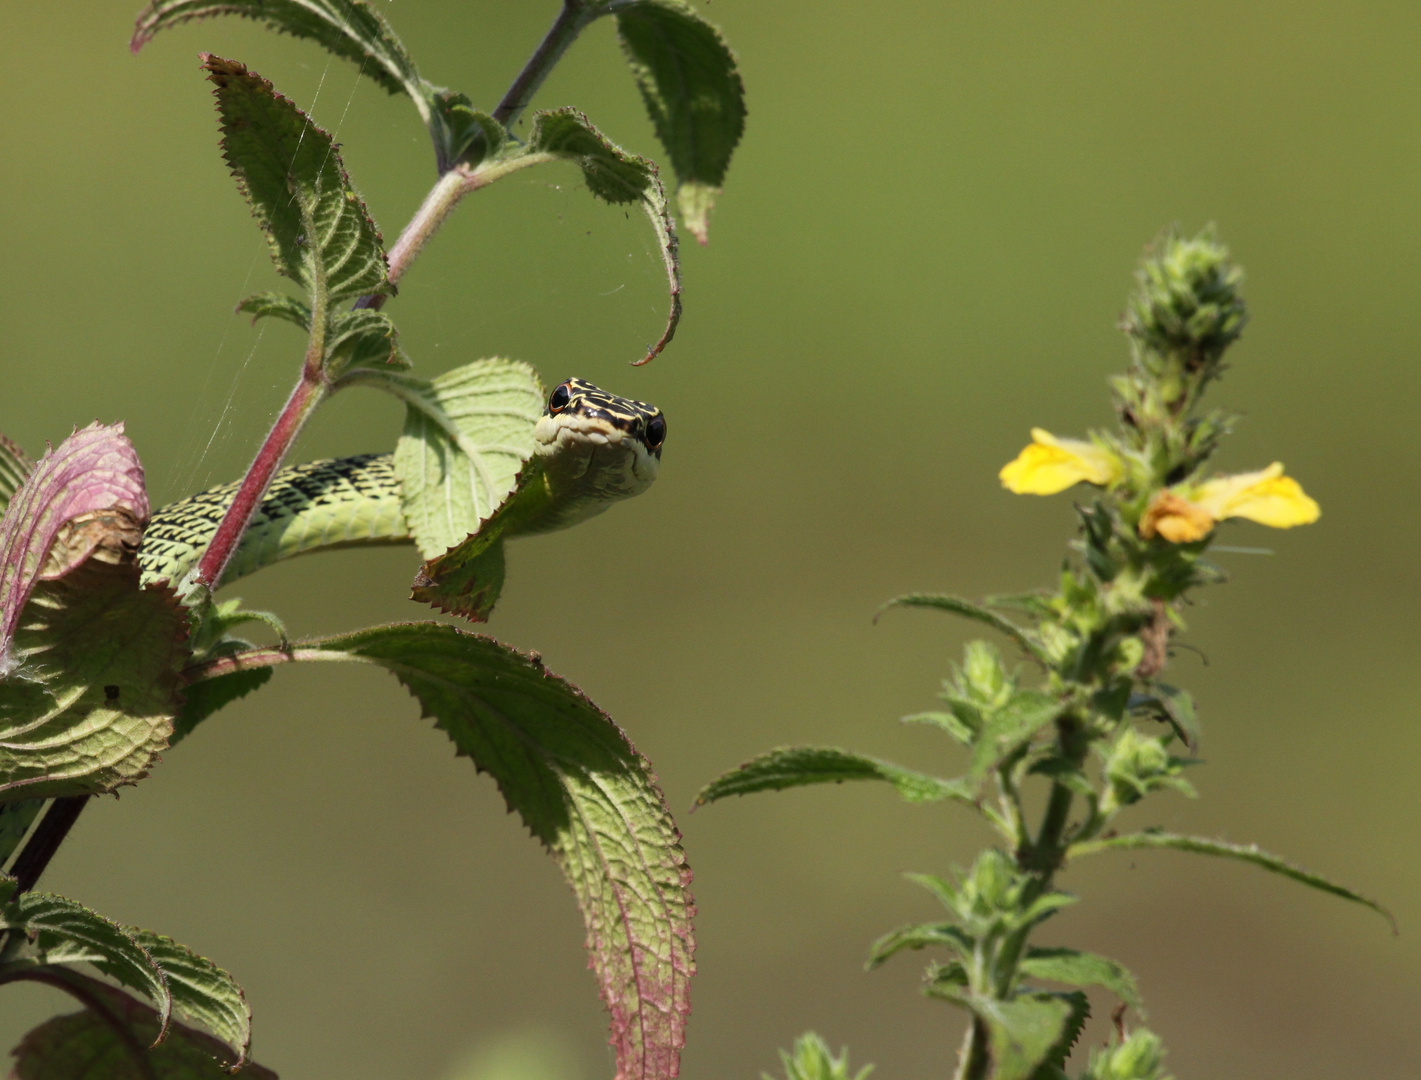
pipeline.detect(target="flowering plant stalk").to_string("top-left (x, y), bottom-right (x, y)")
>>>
top-left (700, 230), bottom-right (1391, 1080)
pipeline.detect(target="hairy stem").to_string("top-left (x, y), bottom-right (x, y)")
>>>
top-left (9, 796), bottom-right (90, 894)
top-left (189, 373), bottom-right (327, 591)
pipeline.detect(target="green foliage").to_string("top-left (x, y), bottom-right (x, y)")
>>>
top-left (614, 0), bottom-right (747, 243)
top-left (704, 230), bottom-right (1385, 1079)
top-left (203, 56), bottom-right (388, 306)
top-left (696, 746), bottom-right (972, 806)
top-left (767, 1032), bottom-right (872, 1080)
top-left (127, 929), bottom-right (251, 1065)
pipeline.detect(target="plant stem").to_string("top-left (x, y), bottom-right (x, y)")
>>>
top-left (9, 796), bottom-right (90, 894)
top-left (493, 1), bottom-right (592, 128)
top-left (189, 373), bottom-right (327, 591)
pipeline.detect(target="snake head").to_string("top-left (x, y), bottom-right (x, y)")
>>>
top-left (535, 379), bottom-right (666, 511)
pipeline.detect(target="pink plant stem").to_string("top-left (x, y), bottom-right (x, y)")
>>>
top-left (190, 373), bottom-right (327, 590)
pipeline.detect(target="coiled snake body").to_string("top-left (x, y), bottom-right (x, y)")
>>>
top-left (137, 379), bottom-right (667, 588)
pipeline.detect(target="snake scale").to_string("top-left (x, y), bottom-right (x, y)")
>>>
top-left (137, 379), bottom-right (667, 589)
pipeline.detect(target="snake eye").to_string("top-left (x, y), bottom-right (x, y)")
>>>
top-left (548, 382), bottom-right (572, 414)
top-left (643, 415), bottom-right (666, 450)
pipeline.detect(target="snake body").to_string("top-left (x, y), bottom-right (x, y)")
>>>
top-left (137, 379), bottom-right (666, 588)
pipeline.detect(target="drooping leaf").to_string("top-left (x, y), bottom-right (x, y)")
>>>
top-left (520, 109), bottom-right (682, 364)
top-left (203, 56), bottom-right (389, 304)
top-left (409, 527), bottom-right (507, 624)
top-left (614, 0), bottom-right (746, 243)
top-left (876, 594), bottom-right (1048, 664)
top-left (0, 884), bottom-right (171, 1035)
top-left (378, 360), bottom-right (543, 558)
top-left (865, 922), bottom-right (972, 970)
top-left (9, 972), bottom-right (277, 1080)
top-left (1019, 947), bottom-right (1142, 1010)
top-left (1067, 831), bottom-right (1396, 932)
top-left (0, 425), bottom-right (186, 799)
top-left (199, 625), bottom-right (695, 1080)
top-left (128, 930), bottom-right (250, 1067)
top-left (235, 291), bottom-right (311, 332)
top-left (134, 0), bottom-right (422, 103)
top-left (0, 434), bottom-right (34, 513)
top-left (171, 668), bottom-right (271, 746)
top-left (694, 747), bottom-right (973, 808)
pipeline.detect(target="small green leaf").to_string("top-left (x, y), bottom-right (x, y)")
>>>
top-left (235, 291), bottom-right (311, 331)
top-left (900, 711), bottom-right (975, 744)
top-left (614, 0), bottom-right (746, 243)
top-left (1130, 683), bottom-right (1199, 749)
top-left (410, 529), bottom-right (507, 624)
top-left (967, 691), bottom-right (1061, 785)
top-left (0, 890), bottom-right (171, 1034)
top-left (430, 91), bottom-right (506, 172)
top-left (1020, 947), bottom-right (1142, 1009)
top-left (953, 993), bottom-right (1076, 1080)
top-left (767, 1032), bottom-right (873, 1080)
top-left (9, 972), bottom-right (277, 1080)
top-left (0, 434), bottom-right (34, 514)
top-left (262, 625), bottom-right (695, 1080)
top-left (172, 667), bottom-right (271, 746)
top-left (203, 56), bottom-right (389, 303)
top-left (876, 594), bottom-right (1048, 664)
top-left (1067, 831), bottom-right (1396, 932)
top-left (694, 747), bottom-right (973, 808)
top-left (1079, 1027), bottom-right (1174, 1080)
top-left (865, 922), bottom-right (972, 970)
top-left (376, 359), bottom-right (543, 558)
top-left (1032, 991), bottom-right (1091, 1076)
top-left (325, 308), bottom-right (407, 374)
top-left (128, 930), bottom-right (250, 1067)
top-left (134, 0), bottom-right (422, 104)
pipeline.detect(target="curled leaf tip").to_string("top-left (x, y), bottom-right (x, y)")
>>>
top-left (1000, 429), bottom-right (1122, 495)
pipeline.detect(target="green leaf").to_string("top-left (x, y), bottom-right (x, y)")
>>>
top-left (430, 91), bottom-right (506, 172)
top-left (969, 993), bottom-right (1077, 1080)
top-left (967, 691), bottom-right (1061, 785)
top-left (1032, 991), bottom-right (1091, 1077)
top-left (0, 434), bottom-right (34, 514)
top-left (518, 108), bottom-right (682, 364)
top-left (325, 308), bottom-right (408, 374)
top-left (1079, 1027), bottom-right (1173, 1080)
top-left (1130, 683), bottom-right (1199, 749)
top-left (0, 425), bottom-right (187, 799)
top-left (203, 56), bottom-right (389, 303)
top-left (172, 668), bottom-right (271, 747)
top-left (409, 530), bottom-right (507, 624)
top-left (767, 1032), bottom-right (873, 1080)
top-left (1019, 947), bottom-right (1142, 1009)
top-left (9, 972), bottom-right (277, 1080)
top-left (134, 0), bottom-right (422, 104)
top-left (876, 594), bottom-right (1048, 664)
top-left (900, 711), bottom-right (975, 744)
top-left (378, 359), bottom-right (544, 558)
top-left (694, 747), bottom-right (973, 808)
top-left (0, 888), bottom-right (171, 1034)
top-left (615, 0), bottom-right (746, 244)
top-left (865, 922), bottom-right (972, 970)
top-left (1067, 831), bottom-right (1396, 932)
top-left (257, 624), bottom-right (695, 1080)
top-left (128, 930), bottom-right (250, 1067)
top-left (235, 291), bottom-right (311, 331)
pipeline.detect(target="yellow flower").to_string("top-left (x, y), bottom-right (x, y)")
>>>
top-left (1140, 463), bottom-right (1320, 543)
top-left (999, 429), bottom-right (1123, 495)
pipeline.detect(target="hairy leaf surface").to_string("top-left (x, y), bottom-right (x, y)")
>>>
top-left (203, 56), bottom-right (388, 303)
top-left (129, 930), bottom-right (250, 1066)
top-left (877, 593), bottom-right (1047, 663)
top-left (615, 0), bottom-right (745, 243)
top-left (1019, 947), bottom-right (1141, 1009)
top-left (695, 746), bottom-right (972, 807)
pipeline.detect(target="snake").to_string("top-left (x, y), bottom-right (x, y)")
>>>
top-left (137, 378), bottom-right (667, 589)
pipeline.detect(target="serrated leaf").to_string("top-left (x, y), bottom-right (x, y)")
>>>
top-left (615, 0), bottom-right (746, 243)
top-left (134, 0), bottom-right (421, 104)
top-left (520, 108), bottom-right (682, 363)
top-left (9, 972), bottom-right (277, 1080)
top-left (876, 594), bottom-right (1048, 664)
top-left (0, 889), bottom-right (171, 1035)
top-left (203, 56), bottom-right (389, 304)
top-left (0, 425), bottom-right (186, 799)
top-left (326, 308), bottom-right (407, 373)
top-left (431, 91), bottom-right (506, 172)
top-left (970, 993), bottom-right (1076, 1080)
top-left (694, 747), bottom-right (972, 808)
top-left (967, 692), bottom-right (1061, 785)
top-left (235, 291), bottom-right (311, 331)
top-left (379, 360), bottom-right (543, 558)
top-left (171, 668), bottom-right (271, 747)
top-left (865, 922), bottom-right (972, 969)
top-left (409, 527), bottom-right (507, 624)
top-left (0, 434), bottom-right (34, 514)
top-left (1031, 991), bottom-right (1090, 1076)
top-left (1066, 831), bottom-right (1396, 932)
top-left (128, 930), bottom-right (250, 1067)
top-left (1020, 947), bottom-right (1142, 1009)
top-left (217, 625), bottom-right (694, 1080)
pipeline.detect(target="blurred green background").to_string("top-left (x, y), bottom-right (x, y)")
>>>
top-left (2, 2), bottom-right (1419, 1077)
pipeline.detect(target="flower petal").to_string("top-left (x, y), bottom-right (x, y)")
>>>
top-left (1000, 429), bottom-right (1121, 495)
top-left (1195, 462), bottom-right (1320, 529)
